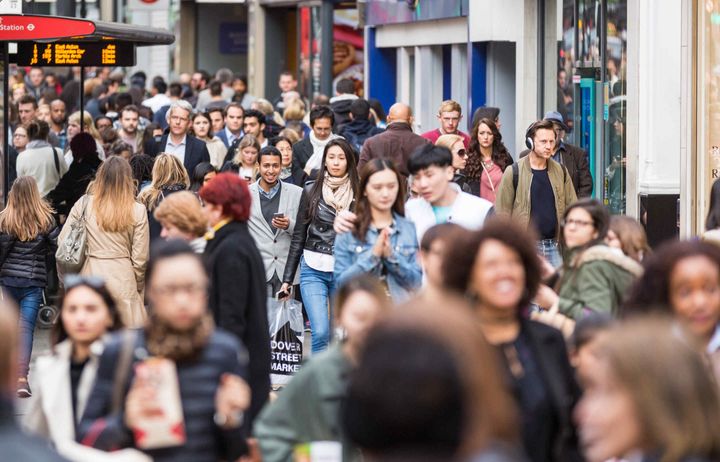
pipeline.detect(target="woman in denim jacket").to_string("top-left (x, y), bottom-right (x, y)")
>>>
top-left (335, 159), bottom-right (422, 303)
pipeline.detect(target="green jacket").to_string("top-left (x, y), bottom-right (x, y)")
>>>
top-left (495, 156), bottom-right (577, 235)
top-left (253, 344), bottom-right (360, 462)
top-left (557, 245), bottom-right (643, 319)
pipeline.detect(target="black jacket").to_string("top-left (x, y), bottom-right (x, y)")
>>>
top-left (506, 320), bottom-right (583, 462)
top-left (47, 156), bottom-right (101, 217)
top-left (519, 142), bottom-right (593, 198)
top-left (146, 184), bottom-right (187, 242)
top-left (0, 400), bottom-right (68, 461)
top-left (0, 225), bottom-right (59, 285)
top-left (281, 167), bottom-right (308, 188)
top-left (338, 119), bottom-right (384, 153)
top-left (146, 133), bottom-right (211, 178)
top-left (283, 182), bottom-right (349, 283)
top-left (203, 220), bottom-right (270, 427)
top-left (292, 137), bottom-right (314, 172)
top-left (330, 98), bottom-right (354, 128)
top-left (78, 329), bottom-right (249, 462)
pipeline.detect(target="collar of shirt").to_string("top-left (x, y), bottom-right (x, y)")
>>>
top-left (225, 127), bottom-right (241, 144)
top-left (552, 142), bottom-right (565, 164)
top-left (167, 134), bottom-right (187, 148)
top-left (707, 324), bottom-right (720, 354)
top-left (204, 218), bottom-right (231, 241)
top-left (258, 181), bottom-right (281, 200)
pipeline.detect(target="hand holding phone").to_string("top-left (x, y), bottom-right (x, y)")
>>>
top-left (272, 213), bottom-right (290, 230)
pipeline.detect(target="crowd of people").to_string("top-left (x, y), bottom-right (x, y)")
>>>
top-left (0, 64), bottom-right (719, 462)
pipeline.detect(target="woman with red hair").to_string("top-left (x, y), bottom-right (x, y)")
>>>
top-left (200, 172), bottom-right (270, 429)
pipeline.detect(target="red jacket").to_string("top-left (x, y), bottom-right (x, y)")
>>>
top-left (420, 128), bottom-right (471, 148)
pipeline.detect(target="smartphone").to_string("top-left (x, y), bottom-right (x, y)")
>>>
top-left (276, 289), bottom-right (290, 299)
top-left (273, 213), bottom-right (285, 219)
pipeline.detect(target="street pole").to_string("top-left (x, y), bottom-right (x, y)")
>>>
top-left (320, 0), bottom-right (333, 97)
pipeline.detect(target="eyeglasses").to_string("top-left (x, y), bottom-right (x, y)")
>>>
top-left (64, 274), bottom-right (106, 291)
top-left (561, 218), bottom-right (594, 228)
top-left (456, 149), bottom-right (467, 158)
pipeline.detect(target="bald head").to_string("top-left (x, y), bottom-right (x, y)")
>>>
top-left (388, 103), bottom-right (413, 125)
top-left (0, 299), bottom-right (18, 392)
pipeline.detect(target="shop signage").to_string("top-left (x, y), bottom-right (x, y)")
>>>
top-left (0, 15), bottom-right (95, 40)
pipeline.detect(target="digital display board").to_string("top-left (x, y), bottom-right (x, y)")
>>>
top-left (16, 42), bottom-right (135, 66)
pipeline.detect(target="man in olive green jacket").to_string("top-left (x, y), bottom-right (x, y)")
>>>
top-left (495, 120), bottom-right (577, 267)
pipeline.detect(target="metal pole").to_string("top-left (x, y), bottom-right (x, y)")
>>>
top-left (79, 67), bottom-right (85, 132)
top-left (320, 0), bottom-right (333, 97)
top-left (3, 42), bottom-right (9, 204)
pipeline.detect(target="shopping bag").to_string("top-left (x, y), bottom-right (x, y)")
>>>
top-left (268, 297), bottom-right (305, 386)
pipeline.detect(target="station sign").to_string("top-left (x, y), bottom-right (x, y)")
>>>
top-left (16, 41), bottom-right (136, 66)
top-left (0, 15), bottom-right (96, 40)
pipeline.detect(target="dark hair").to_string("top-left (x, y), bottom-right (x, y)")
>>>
top-left (368, 98), bottom-right (386, 123)
top-left (707, 178), bottom-right (720, 230)
top-left (243, 108), bottom-right (264, 125)
top-left (190, 162), bottom-right (217, 192)
top-left (130, 153), bottom-right (154, 190)
top-left (69, 132), bottom-right (98, 162)
top-left (471, 106), bottom-right (500, 128)
top-left (199, 172), bottom-right (252, 222)
top-left (26, 119), bottom-right (49, 141)
top-left (526, 119), bottom-right (556, 143)
top-left (109, 140), bottom-right (133, 157)
top-left (350, 99), bottom-right (371, 120)
top-left (146, 239), bottom-right (205, 288)
top-left (309, 105), bottom-right (334, 127)
top-left (18, 94), bottom-right (38, 109)
top-left (336, 78), bottom-right (356, 95)
top-left (207, 106), bottom-right (225, 120)
top-left (115, 92), bottom-right (133, 111)
top-left (353, 159), bottom-right (405, 240)
top-left (53, 277), bottom-right (123, 346)
top-left (624, 240), bottom-right (720, 317)
top-left (465, 117), bottom-right (513, 179)
top-left (94, 115), bottom-right (111, 128)
top-left (559, 198), bottom-right (610, 250)
top-left (168, 82), bottom-right (183, 98)
top-left (121, 104), bottom-right (140, 116)
top-left (334, 274), bottom-right (389, 319)
top-left (420, 223), bottom-right (466, 252)
top-left (190, 111), bottom-right (213, 138)
top-left (225, 102), bottom-right (244, 117)
top-left (407, 144), bottom-right (453, 175)
top-left (152, 77), bottom-right (168, 95)
top-left (569, 312), bottom-right (614, 351)
top-left (442, 217), bottom-right (541, 311)
top-left (258, 145), bottom-right (282, 162)
top-left (306, 138), bottom-right (360, 223)
top-left (195, 69), bottom-right (210, 85)
top-left (270, 135), bottom-right (293, 148)
top-left (209, 80), bottom-right (222, 97)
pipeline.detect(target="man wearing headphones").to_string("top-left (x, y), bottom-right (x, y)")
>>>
top-left (495, 119), bottom-right (577, 267)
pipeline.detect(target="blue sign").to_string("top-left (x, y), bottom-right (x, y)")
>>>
top-left (219, 22), bottom-right (248, 54)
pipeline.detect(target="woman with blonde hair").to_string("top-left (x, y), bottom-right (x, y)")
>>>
top-left (0, 177), bottom-right (59, 397)
top-left (221, 134), bottom-right (260, 183)
top-left (138, 153), bottom-right (190, 240)
top-left (436, 133), bottom-right (471, 193)
top-left (64, 111), bottom-right (105, 166)
top-left (59, 156), bottom-right (149, 328)
top-left (153, 191), bottom-right (208, 253)
top-left (577, 317), bottom-right (720, 462)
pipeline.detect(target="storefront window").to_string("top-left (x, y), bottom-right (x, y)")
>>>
top-left (700, 0), bottom-right (720, 228)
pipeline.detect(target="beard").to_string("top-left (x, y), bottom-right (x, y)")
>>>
top-left (144, 312), bottom-right (214, 363)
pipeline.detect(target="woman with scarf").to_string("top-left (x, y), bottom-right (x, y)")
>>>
top-left (281, 138), bottom-right (360, 353)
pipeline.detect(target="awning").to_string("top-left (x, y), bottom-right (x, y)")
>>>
top-left (0, 14), bottom-right (174, 46)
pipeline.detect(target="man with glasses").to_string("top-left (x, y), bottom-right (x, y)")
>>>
top-left (147, 100), bottom-right (210, 176)
top-left (290, 105), bottom-right (340, 172)
top-left (495, 119), bottom-right (577, 267)
top-left (421, 100), bottom-right (471, 148)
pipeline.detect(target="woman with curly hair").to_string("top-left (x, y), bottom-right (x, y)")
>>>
top-left (464, 117), bottom-right (513, 203)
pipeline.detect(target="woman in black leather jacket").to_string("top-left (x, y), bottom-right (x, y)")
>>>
top-left (281, 138), bottom-right (359, 353)
top-left (0, 176), bottom-right (59, 397)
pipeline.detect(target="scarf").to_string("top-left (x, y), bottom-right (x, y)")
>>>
top-left (322, 174), bottom-right (353, 213)
top-left (304, 131), bottom-right (340, 174)
top-left (144, 312), bottom-right (214, 363)
top-left (280, 166), bottom-right (293, 180)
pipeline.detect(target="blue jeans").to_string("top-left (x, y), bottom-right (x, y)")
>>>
top-left (537, 239), bottom-right (562, 269)
top-left (299, 257), bottom-right (335, 353)
top-left (5, 286), bottom-right (43, 378)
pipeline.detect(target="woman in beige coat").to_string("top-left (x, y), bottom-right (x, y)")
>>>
top-left (59, 157), bottom-right (149, 327)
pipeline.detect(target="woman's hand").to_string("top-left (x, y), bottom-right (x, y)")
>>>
top-left (124, 377), bottom-right (162, 430)
top-left (215, 373), bottom-right (251, 430)
top-left (278, 282), bottom-right (292, 301)
top-left (372, 229), bottom-right (388, 258)
top-left (533, 284), bottom-right (560, 310)
top-left (531, 304), bottom-right (576, 340)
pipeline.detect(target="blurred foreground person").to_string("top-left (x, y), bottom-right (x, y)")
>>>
top-left (576, 318), bottom-right (720, 462)
top-left (625, 240), bottom-right (720, 380)
top-left (254, 276), bottom-right (389, 461)
top-left (605, 215), bottom-right (650, 262)
top-left (200, 173), bottom-right (270, 426)
top-left (153, 191), bottom-right (208, 253)
top-left (0, 176), bottom-right (59, 397)
top-left (79, 240), bottom-right (251, 462)
top-left (443, 217), bottom-right (583, 462)
top-left (24, 276), bottom-right (151, 461)
top-left (342, 298), bottom-right (524, 462)
top-left (417, 223), bottom-right (469, 303)
top-left (0, 298), bottom-right (68, 461)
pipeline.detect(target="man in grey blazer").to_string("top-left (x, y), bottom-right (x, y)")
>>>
top-left (248, 146), bottom-right (306, 296)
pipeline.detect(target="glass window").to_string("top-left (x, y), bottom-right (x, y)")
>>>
top-left (700, 1), bottom-right (720, 229)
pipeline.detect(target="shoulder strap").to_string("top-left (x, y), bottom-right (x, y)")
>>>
top-left (52, 147), bottom-right (60, 174)
top-left (111, 329), bottom-right (137, 414)
top-left (512, 162), bottom-right (519, 192)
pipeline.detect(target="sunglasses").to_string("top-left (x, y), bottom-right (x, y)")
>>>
top-left (457, 149), bottom-right (468, 158)
top-left (64, 274), bottom-right (106, 291)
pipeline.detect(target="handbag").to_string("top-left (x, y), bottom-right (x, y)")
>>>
top-left (56, 196), bottom-right (89, 274)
